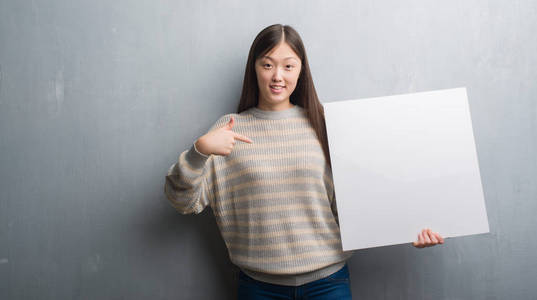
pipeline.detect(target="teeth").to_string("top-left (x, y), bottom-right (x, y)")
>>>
top-left (271, 86), bottom-right (283, 89)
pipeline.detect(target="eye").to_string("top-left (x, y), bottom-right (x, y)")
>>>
top-left (286, 65), bottom-right (294, 69)
top-left (263, 63), bottom-right (272, 68)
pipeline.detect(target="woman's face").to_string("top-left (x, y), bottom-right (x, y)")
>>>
top-left (255, 41), bottom-right (302, 110)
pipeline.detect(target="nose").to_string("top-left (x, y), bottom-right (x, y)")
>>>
top-left (271, 68), bottom-right (283, 82)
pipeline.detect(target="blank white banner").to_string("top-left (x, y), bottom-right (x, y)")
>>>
top-left (324, 87), bottom-right (489, 251)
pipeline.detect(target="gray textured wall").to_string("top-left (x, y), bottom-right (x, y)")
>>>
top-left (1, 0), bottom-right (535, 299)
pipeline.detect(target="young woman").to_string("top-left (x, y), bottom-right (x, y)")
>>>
top-left (165, 24), bottom-right (444, 299)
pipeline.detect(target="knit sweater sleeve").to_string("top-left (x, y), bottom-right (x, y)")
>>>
top-left (164, 114), bottom-right (230, 215)
top-left (326, 167), bottom-right (340, 226)
top-left (164, 143), bottom-right (213, 214)
top-left (329, 186), bottom-right (340, 226)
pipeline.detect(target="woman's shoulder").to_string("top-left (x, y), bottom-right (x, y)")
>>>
top-left (208, 111), bottom-right (253, 132)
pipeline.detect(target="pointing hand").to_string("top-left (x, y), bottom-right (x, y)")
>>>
top-left (195, 116), bottom-right (253, 156)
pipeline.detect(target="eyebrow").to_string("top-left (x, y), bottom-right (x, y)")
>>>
top-left (263, 56), bottom-right (299, 62)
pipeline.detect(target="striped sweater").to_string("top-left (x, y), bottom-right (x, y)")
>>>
top-left (164, 104), bottom-right (354, 286)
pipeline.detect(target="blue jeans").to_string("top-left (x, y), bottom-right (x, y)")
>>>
top-left (237, 264), bottom-right (352, 300)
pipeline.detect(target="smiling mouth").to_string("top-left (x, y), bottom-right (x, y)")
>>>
top-left (270, 85), bottom-right (285, 90)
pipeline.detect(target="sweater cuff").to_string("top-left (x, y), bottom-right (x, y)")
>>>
top-left (185, 143), bottom-right (210, 169)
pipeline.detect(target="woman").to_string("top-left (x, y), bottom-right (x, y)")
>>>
top-left (165, 24), bottom-right (444, 299)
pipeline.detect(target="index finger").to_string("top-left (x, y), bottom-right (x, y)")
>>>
top-left (233, 132), bottom-right (253, 144)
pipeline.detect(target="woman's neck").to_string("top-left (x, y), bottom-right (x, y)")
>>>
top-left (256, 100), bottom-right (295, 112)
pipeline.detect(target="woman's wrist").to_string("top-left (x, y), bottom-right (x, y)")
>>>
top-left (194, 136), bottom-right (211, 156)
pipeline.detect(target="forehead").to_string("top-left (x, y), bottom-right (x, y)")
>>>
top-left (260, 42), bottom-right (300, 61)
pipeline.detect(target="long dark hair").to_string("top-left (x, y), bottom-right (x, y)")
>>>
top-left (237, 24), bottom-right (333, 168)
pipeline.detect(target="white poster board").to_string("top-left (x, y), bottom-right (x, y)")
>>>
top-left (324, 87), bottom-right (489, 251)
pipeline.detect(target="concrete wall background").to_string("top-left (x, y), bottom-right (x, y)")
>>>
top-left (1, 0), bottom-right (535, 299)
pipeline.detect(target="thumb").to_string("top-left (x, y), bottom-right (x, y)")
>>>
top-left (224, 116), bottom-right (234, 130)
